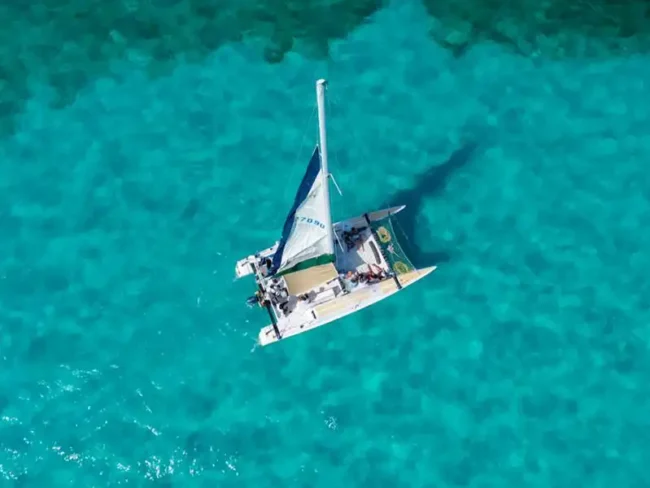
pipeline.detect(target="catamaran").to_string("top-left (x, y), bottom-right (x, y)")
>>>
top-left (235, 79), bottom-right (436, 346)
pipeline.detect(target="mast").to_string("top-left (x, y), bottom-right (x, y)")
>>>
top-left (316, 79), bottom-right (334, 251)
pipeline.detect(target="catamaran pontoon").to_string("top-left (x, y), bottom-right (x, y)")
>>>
top-left (235, 79), bottom-right (436, 346)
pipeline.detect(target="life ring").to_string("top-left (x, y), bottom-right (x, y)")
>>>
top-left (393, 261), bottom-right (409, 275)
top-left (376, 226), bottom-right (391, 243)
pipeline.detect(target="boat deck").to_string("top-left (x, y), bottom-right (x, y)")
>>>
top-left (256, 225), bottom-right (390, 333)
top-left (258, 266), bottom-right (436, 345)
top-left (333, 223), bottom-right (389, 275)
top-left (236, 206), bottom-right (437, 346)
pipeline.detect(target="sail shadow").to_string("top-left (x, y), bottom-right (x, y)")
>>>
top-left (383, 142), bottom-right (479, 268)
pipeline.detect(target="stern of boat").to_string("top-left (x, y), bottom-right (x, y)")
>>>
top-left (234, 243), bottom-right (279, 279)
top-left (235, 256), bottom-right (256, 278)
top-left (259, 324), bottom-right (280, 346)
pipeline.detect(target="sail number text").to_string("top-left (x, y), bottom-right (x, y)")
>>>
top-left (297, 216), bottom-right (326, 229)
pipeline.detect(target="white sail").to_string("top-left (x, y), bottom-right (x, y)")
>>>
top-left (271, 146), bottom-right (335, 275)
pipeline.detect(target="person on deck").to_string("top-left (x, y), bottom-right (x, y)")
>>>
top-left (366, 264), bottom-right (385, 284)
top-left (340, 270), bottom-right (359, 291)
top-left (343, 227), bottom-right (365, 251)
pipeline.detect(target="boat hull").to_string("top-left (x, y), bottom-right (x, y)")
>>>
top-left (257, 265), bottom-right (436, 346)
top-left (235, 204), bottom-right (436, 346)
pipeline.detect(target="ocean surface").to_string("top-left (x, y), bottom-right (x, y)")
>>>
top-left (2, 1), bottom-right (650, 486)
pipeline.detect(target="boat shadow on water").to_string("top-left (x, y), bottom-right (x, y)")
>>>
top-left (383, 141), bottom-right (479, 269)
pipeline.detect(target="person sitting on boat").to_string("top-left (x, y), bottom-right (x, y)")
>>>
top-left (269, 289), bottom-right (283, 305)
top-left (278, 296), bottom-right (295, 316)
top-left (366, 264), bottom-right (385, 284)
top-left (344, 270), bottom-right (357, 280)
top-left (268, 278), bottom-right (279, 293)
top-left (342, 231), bottom-right (354, 250)
top-left (258, 258), bottom-right (268, 276)
top-left (298, 291), bottom-right (316, 303)
top-left (343, 227), bottom-right (365, 251)
top-left (355, 265), bottom-right (382, 285)
top-left (338, 270), bottom-right (358, 291)
top-left (268, 279), bottom-right (287, 300)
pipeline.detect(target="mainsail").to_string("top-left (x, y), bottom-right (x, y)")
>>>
top-left (270, 145), bottom-right (335, 276)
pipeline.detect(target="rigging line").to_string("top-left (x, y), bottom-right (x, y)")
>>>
top-left (330, 90), bottom-right (422, 276)
top-left (393, 214), bottom-right (412, 245)
top-left (284, 102), bottom-right (318, 199)
top-left (294, 102), bottom-right (318, 168)
top-left (327, 91), bottom-right (340, 164)
top-left (326, 87), bottom-right (343, 191)
top-left (329, 90), bottom-right (371, 172)
top-left (328, 90), bottom-right (378, 211)
top-left (392, 216), bottom-right (420, 276)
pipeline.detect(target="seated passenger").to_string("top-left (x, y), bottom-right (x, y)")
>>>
top-left (345, 270), bottom-right (358, 281)
top-left (366, 264), bottom-right (384, 284)
top-left (259, 257), bottom-right (273, 276)
top-left (342, 232), bottom-right (355, 250)
top-left (339, 270), bottom-right (359, 291)
top-left (343, 228), bottom-right (365, 251)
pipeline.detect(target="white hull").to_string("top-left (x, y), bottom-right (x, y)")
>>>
top-left (235, 205), bottom-right (436, 346)
top-left (257, 265), bottom-right (436, 346)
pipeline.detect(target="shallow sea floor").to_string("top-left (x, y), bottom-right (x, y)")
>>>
top-left (2, 1), bottom-right (650, 486)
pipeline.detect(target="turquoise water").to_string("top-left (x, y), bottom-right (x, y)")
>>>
top-left (2, 1), bottom-right (650, 486)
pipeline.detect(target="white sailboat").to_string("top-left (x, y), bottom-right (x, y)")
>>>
top-left (235, 79), bottom-right (436, 346)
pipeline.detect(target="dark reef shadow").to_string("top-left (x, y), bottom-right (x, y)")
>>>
top-left (382, 142), bottom-right (478, 268)
top-left (2, 1), bottom-right (649, 137)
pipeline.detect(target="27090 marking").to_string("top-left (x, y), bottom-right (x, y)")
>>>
top-left (297, 216), bottom-right (326, 229)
